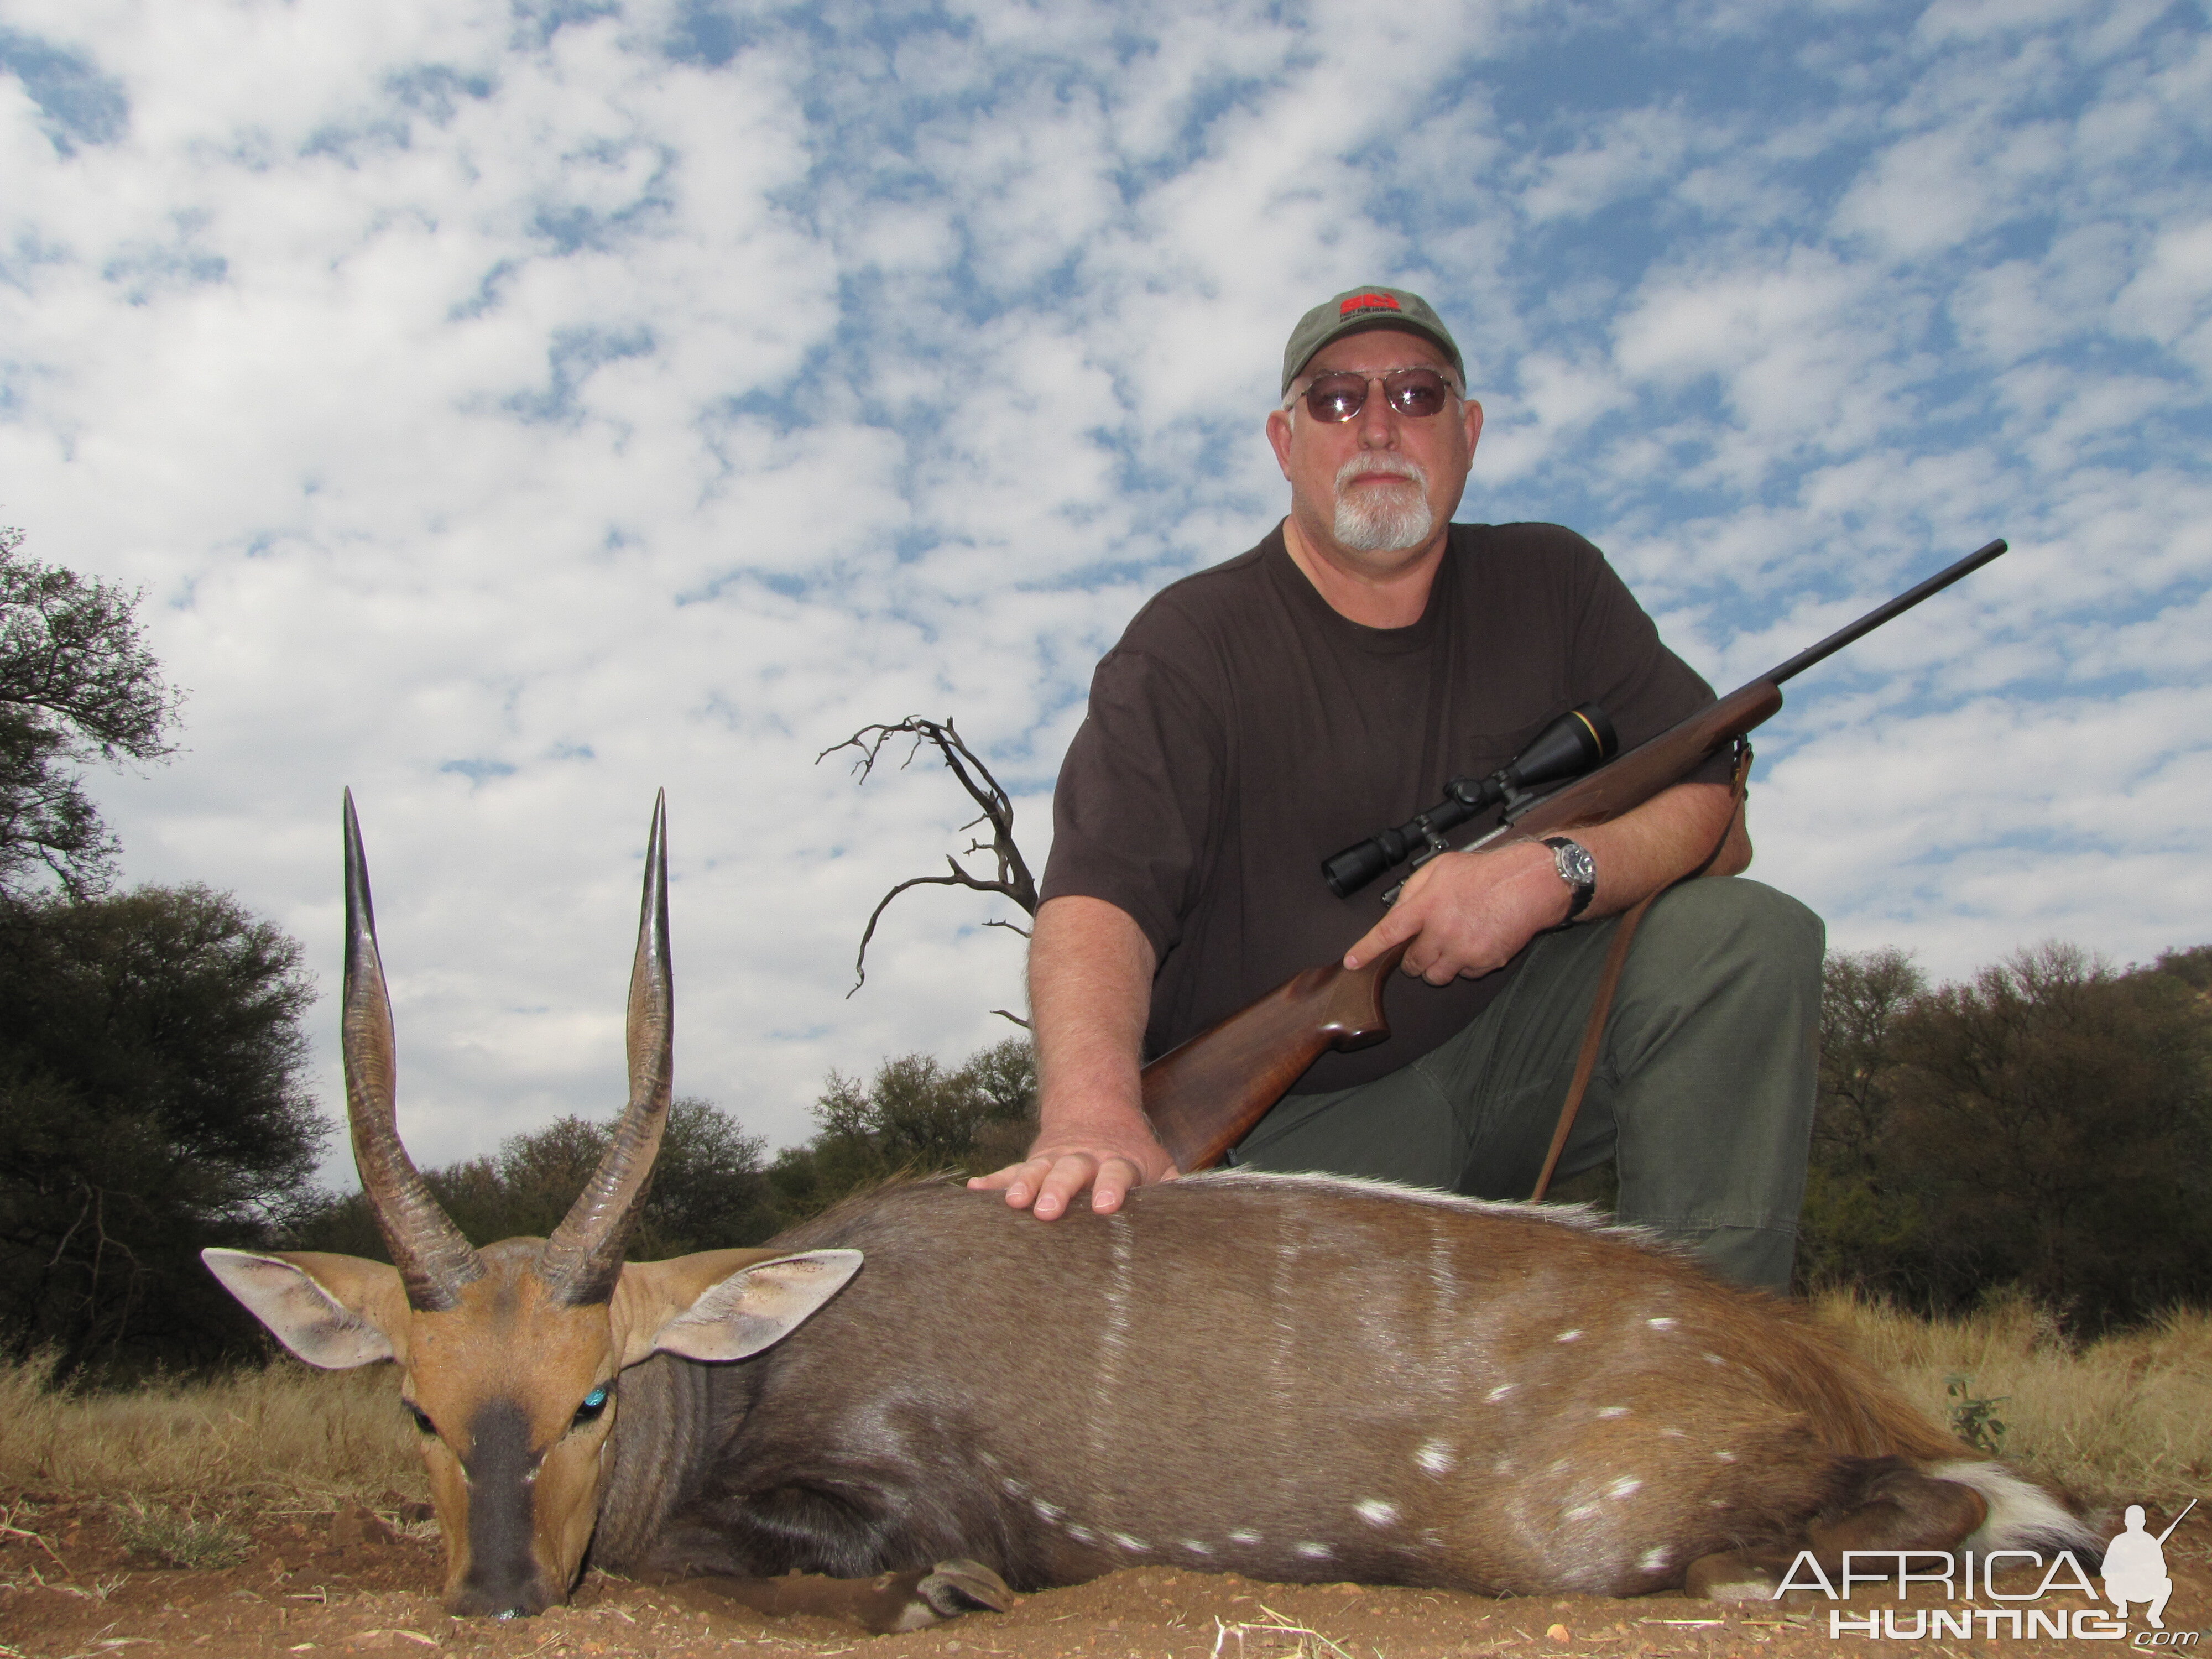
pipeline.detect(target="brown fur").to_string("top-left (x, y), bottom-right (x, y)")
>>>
top-left (590, 1174), bottom-right (2072, 1603)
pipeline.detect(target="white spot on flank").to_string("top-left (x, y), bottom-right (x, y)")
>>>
top-left (1415, 1439), bottom-right (1455, 1475)
top-left (1608, 1478), bottom-right (1642, 1500)
top-left (1092, 1218), bottom-right (1136, 1467)
top-left (1228, 1530), bottom-right (1262, 1546)
top-left (1107, 1531), bottom-right (1149, 1553)
top-left (1354, 1500), bottom-right (1399, 1527)
top-left (1659, 1427), bottom-right (1687, 1438)
top-left (1031, 1499), bottom-right (1062, 1522)
top-left (1563, 1504), bottom-right (1598, 1522)
top-left (1702, 1352), bottom-right (1724, 1365)
top-left (1639, 1547), bottom-right (1670, 1572)
top-left (1647, 1317), bottom-right (1678, 1330)
top-left (1493, 1458), bottom-right (1514, 1476)
top-left (1268, 1217), bottom-right (1300, 1451)
top-left (1484, 1384), bottom-right (1514, 1403)
top-left (1713, 1451), bottom-right (1736, 1463)
top-left (1067, 1525), bottom-right (1095, 1543)
top-left (1595, 1406), bottom-right (1629, 1418)
top-left (1000, 1475), bottom-right (1027, 1498)
top-left (1294, 1542), bottom-right (1334, 1560)
top-left (1178, 1540), bottom-right (1213, 1556)
top-left (1555, 1329), bottom-right (1583, 1343)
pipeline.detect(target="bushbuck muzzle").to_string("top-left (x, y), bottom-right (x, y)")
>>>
top-left (209, 794), bottom-right (2101, 1626)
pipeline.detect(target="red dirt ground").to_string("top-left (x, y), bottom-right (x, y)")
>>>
top-left (3, 1494), bottom-right (2203, 1658)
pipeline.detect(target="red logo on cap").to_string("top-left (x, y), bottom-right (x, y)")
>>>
top-left (1339, 291), bottom-right (1402, 317)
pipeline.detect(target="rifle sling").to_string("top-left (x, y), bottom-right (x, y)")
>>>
top-left (1528, 738), bottom-right (1754, 1203)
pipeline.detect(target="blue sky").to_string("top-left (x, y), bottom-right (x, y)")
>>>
top-left (3, 0), bottom-right (2207, 1175)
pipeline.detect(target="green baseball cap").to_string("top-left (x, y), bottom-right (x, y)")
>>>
top-left (1281, 285), bottom-right (1465, 395)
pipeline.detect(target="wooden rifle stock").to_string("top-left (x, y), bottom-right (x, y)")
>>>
top-left (1139, 536), bottom-right (2010, 1173)
top-left (1141, 940), bottom-right (1410, 1174)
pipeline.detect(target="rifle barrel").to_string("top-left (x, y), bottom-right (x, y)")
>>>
top-left (1764, 538), bottom-right (2007, 688)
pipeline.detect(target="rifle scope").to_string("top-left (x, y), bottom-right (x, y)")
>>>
top-left (1321, 703), bottom-right (1618, 898)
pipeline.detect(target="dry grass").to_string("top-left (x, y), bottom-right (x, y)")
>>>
top-left (1812, 1290), bottom-right (2212, 1506)
top-left (2, 1298), bottom-right (2205, 1516)
top-left (110, 1499), bottom-right (255, 1569)
top-left (0, 1352), bottom-right (422, 1507)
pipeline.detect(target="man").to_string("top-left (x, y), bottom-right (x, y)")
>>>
top-left (2101, 1506), bottom-right (2174, 1630)
top-left (972, 285), bottom-right (1824, 1293)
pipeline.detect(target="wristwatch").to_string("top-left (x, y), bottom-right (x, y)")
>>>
top-left (1542, 836), bottom-right (1597, 923)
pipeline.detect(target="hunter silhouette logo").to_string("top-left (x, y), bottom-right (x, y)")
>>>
top-left (2106, 1500), bottom-right (2192, 1630)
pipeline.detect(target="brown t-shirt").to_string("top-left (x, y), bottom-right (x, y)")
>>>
top-left (1041, 520), bottom-right (1723, 1091)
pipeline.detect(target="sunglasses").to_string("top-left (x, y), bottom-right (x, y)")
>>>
top-left (1290, 366), bottom-right (1461, 422)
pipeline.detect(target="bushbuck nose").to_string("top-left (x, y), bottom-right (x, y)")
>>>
top-left (453, 1399), bottom-right (546, 1619)
top-left (450, 1571), bottom-right (555, 1620)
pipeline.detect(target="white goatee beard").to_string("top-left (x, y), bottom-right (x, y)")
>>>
top-left (1332, 453), bottom-right (1435, 552)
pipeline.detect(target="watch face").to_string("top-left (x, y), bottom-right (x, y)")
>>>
top-left (1554, 840), bottom-right (1595, 886)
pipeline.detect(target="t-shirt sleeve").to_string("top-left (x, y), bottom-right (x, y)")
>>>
top-left (1560, 539), bottom-right (1733, 786)
top-left (1040, 625), bottom-right (1226, 965)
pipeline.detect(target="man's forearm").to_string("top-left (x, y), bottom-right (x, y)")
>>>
top-left (969, 895), bottom-right (1177, 1215)
top-left (1573, 778), bottom-right (1748, 917)
top-left (1029, 894), bottom-right (1157, 1133)
top-left (1346, 779), bottom-right (1750, 982)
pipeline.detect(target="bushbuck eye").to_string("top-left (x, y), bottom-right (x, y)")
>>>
top-left (572, 1386), bottom-right (611, 1430)
top-left (406, 1401), bottom-right (435, 1436)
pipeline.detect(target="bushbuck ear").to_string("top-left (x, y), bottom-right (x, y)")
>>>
top-left (619, 1249), bottom-right (863, 1365)
top-left (202, 1248), bottom-right (409, 1369)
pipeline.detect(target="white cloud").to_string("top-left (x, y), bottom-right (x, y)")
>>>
top-left (2, 0), bottom-right (2206, 1188)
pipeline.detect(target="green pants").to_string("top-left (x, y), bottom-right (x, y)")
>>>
top-left (1224, 877), bottom-right (1824, 1295)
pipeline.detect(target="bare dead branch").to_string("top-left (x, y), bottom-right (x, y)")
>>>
top-left (820, 717), bottom-right (1041, 998)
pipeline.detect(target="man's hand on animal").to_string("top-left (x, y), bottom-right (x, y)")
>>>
top-left (967, 1122), bottom-right (1180, 1219)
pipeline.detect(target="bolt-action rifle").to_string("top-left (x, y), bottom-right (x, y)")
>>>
top-left (1138, 538), bottom-right (2012, 1173)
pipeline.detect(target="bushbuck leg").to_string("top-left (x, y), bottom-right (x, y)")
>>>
top-left (1686, 1456), bottom-right (1992, 1599)
top-left (654, 1562), bottom-right (1014, 1634)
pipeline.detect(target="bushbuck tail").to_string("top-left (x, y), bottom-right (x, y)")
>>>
top-left (208, 796), bottom-right (2096, 1630)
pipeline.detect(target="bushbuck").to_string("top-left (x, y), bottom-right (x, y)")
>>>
top-left (208, 795), bottom-right (2096, 1629)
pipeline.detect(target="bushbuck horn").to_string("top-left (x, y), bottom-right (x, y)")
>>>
top-left (536, 790), bottom-right (673, 1306)
top-left (342, 789), bottom-right (483, 1312)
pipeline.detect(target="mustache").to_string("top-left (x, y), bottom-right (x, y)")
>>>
top-left (1335, 452), bottom-right (1428, 491)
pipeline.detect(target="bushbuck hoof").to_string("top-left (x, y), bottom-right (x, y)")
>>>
top-left (1685, 1548), bottom-right (1793, 1601)
top-left (672, 1559), bottom-right (1014, 1634)
top-left (918, 1558), bottom-right (1016, 1618)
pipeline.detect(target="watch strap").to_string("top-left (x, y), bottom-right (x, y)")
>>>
top-left (1542, 836), bottom-right (1596, 922)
